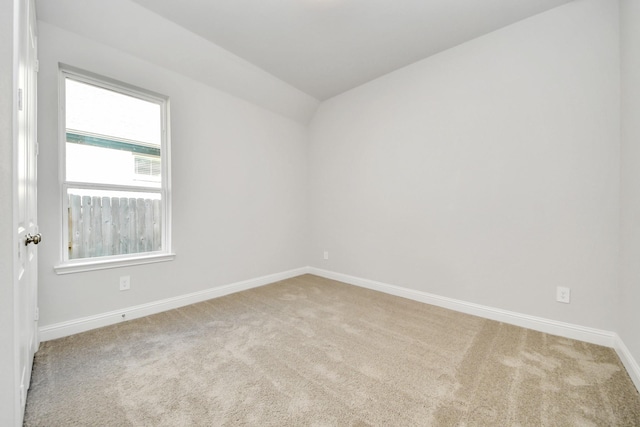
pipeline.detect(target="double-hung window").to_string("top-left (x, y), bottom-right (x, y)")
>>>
top-left (55, 66), bottom-right (173, 274)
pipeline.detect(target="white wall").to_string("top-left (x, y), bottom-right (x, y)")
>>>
top-left (0, 0), bottom-right (17, 423)
top-left (308, 0), bottom-right (620, 331)
top-left (37, 22), bottom-right (309, 326)
top-left (620, 0), bottom-right (640, 369)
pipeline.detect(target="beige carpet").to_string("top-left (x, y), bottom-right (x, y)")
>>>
top-left (24, 274), bottom-right (640, 426)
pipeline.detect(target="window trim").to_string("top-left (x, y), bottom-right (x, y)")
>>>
top-left (55, 64), bottom-right (173, 274)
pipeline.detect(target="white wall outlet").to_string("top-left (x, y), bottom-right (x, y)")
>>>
top-left (323, 251), bottom-right (329, 260)
top-left (556, 286), bottom-right (570, 303)
top-left (119, 275), bottom-right (131, 291)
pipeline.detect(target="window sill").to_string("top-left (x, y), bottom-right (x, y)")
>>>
top-left (54, 252), bottom-right (175, 275)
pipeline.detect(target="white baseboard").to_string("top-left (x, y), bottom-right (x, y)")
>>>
top-left (39, 267), bottom-right (308, 342)
top-left (308, 267), bottom-right (616, 347)
top-left (614, 334), bottom-right (640, 393)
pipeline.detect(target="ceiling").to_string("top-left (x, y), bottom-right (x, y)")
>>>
top-left (130, 0), bottom-right (574, 101)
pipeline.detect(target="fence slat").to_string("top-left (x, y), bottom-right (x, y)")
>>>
top-left (102, 197), bottom-right (112, 256)
top-left (144, 199), bottom-right (153, 253)
top-left (152, 199), bottom-right (161, 251)
top-left (69, 195), bottom-right (82, 259)
top-left (119, 198), bottom-right (130, 254)
top-left (91, 196), bottom-right (103, 257)
top-left (136, 198), bottom-right (146, 252)
top-left (111, 198), bottom-right (121, 256)
top-left (81, 196), bottom-right (92, 258)
top-left (129, 198), bottom-right (138, 254)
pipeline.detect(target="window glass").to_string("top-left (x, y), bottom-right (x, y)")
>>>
top-left (65, 79), bottom-right (161, 188)
top-left (61, 69), bottom-right (170, 263)
top-left (66, 188), bottom-right (163, 259)
top-left (66, 79), bottom-right (161, 145)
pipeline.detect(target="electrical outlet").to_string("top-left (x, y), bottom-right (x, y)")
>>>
top-left (556, 286), bottom-right (570, 304)
top-left (323, 251), bottom-right (329, 260)
top-left (119, 276), bottom-right (130, 291)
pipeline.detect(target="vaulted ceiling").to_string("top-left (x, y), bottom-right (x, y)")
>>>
top-left (130, 0), bottom-right (574, 100)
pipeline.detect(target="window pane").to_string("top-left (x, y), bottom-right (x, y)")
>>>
top-left (67, 188), bottom-right (162, 260)
top-left (66, 79), bottom-right (161, 145)
top-left (66, 142), bottom-right (161, 188)
top-left (65, 78), bottom-right (162, 188)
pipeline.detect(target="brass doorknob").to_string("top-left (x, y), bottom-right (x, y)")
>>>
top-left (25, 233), bottom-right (42, 246)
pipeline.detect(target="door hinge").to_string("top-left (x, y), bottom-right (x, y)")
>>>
top-left (34, 307), bottom-right (39, 321)
top-left (35, 59), bottom-right (39, 72)
top-left (18, 88), bottom-right (23, 111)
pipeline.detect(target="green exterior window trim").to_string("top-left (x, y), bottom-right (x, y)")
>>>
top-left (66, 131), bottom-right (161, 157)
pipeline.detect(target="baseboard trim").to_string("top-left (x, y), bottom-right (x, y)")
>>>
top-left (614, 334), bottom-right (640, 392)
top-left (308, 267), bottom-right (616, 348)
top-left (39, 267), bottom-right (308, 342)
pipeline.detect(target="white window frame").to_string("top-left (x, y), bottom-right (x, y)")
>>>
top-left (54, 65), bottom-right (174, 274)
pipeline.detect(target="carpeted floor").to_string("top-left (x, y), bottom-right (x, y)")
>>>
top-left (24, 274), bottom-right (640, 426)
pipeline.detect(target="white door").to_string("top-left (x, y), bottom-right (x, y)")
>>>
top-left (16, 0), bottom-right (39, 416)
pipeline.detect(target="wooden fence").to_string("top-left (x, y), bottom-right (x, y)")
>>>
top-left (68, 194), bottom-right (162, 259)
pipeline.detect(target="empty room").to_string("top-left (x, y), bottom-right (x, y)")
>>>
top-left (2, 0), bottom-right (640, 425)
